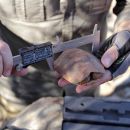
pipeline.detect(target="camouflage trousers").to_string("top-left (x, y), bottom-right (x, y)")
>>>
top-left (1, 97), bottom-right (63, 130)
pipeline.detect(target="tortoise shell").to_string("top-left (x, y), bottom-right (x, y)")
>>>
top-left (54, 48), bottom-right (105, 84)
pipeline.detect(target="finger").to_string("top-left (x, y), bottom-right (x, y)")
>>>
top-left (76, 83), bottom-right (88, 93)
top-left (76, 79), bottom-right (101, 93)
top-left (101, 45), bottom-right (119, 68)
top-left (76, 71), bottom-right (112, 93)
top-left (0, 40), bottom-right (13, 76)
top-left (58, 78), bottom-right (70, 87)
top-left (76, 80), bottom-right (102, 93)
top-left (86, 79), bottom-right (103, 88)
top-left (12, 68), bottom-right (28, 76)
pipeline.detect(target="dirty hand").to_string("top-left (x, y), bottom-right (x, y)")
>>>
top-left (54, 48), bottom-right (112, 93)
top-left (0, 39), bottom-right (28, 77)
top-left (54, 30), bottom-right (130, 93)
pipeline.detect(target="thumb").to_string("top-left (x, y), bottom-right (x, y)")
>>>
top-left (101, 45), bottom-right (119, 68)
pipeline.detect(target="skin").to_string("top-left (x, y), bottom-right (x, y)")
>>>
top-left (0, 39), bottom-right (28, 77)
top-left (54, 49), bottom-right (112, 93)
top-left (54, 48), bottom-right (107, 84)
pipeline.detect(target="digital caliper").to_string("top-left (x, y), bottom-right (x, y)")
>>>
top-left (13, 25), bottom-right (100, 71)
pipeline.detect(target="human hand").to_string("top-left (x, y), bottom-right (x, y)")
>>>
top-left (0, 39), bottom-right (28, 77)
top-left (54, 48), bottom-right (112, 93)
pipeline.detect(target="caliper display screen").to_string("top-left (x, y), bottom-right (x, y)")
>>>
top-left (19, 42), bottom-right (53, 67)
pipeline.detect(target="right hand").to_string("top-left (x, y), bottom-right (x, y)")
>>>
top-left (54, 48), bottom-right (112, 93)
top-left (54, 30), bottom-right (130, 93)
top-left (0, 39), bottom-right (28, 77)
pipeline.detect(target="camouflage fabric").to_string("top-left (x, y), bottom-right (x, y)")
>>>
top-left (2, 97), bottom-right (63, 130)
top-left (0, 0), bottom-right (111, 43)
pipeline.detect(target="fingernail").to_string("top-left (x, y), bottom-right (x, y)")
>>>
top-left (102, 58), bottom-right (112, 68)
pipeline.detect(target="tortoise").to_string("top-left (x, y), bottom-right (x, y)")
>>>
top-left (54, 48), bottom-right (112, 91)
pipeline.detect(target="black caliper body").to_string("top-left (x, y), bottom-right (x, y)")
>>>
top-left (19, 42), bottom-right (53, 68)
